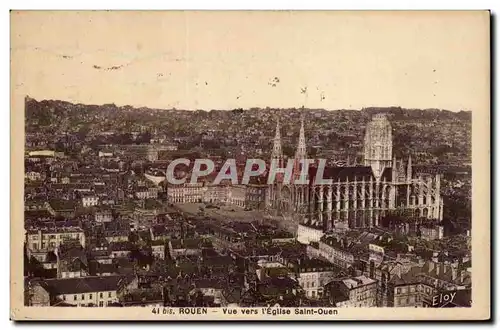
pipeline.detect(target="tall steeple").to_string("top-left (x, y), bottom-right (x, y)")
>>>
top-left (271, 117), bottom-right (283, 167)
top-left (295, 113), bottom-right (307, 160)
top-left (268, 117), bottom-right (284, 209)
top-left (293, 113), bottom-right (307, 181)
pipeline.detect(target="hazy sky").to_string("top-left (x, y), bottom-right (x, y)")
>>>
top-left (11, 11), bottom-right (489, 111)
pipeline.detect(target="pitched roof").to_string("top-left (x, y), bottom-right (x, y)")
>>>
top-left (43, 275), bottom-right (133, 295)
top-left (312, 166), bottom-right (375, 182)
top-left (109, 241), bottom-right (132, 252)
top-left (122, 288), bottom-right (163, 304)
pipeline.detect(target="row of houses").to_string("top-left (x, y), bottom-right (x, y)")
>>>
top-left (166, 183), bottom-right (266, 210)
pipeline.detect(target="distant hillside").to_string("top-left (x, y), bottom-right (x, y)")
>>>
top-left (24, 97), bottom-right (472, 166)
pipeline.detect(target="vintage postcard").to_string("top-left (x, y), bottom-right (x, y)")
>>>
top-left (10, 10), bottom-right (490, 321)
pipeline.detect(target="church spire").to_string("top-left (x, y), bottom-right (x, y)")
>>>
top-left (271, 117), bottom-right (283, 166)
top-left (295, 113), bottom-right (307, 160)
top-left (293, 113), bottom-right (307, 181)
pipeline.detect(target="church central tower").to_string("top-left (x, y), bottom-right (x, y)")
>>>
top-left (363, 114), bottom-right (393, 181)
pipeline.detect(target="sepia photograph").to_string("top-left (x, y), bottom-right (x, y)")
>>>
top-left (10, 10), bottom-right (490, 321)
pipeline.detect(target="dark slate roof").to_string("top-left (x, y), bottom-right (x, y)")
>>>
top-left (170, 238), bottom-right (204, 250)
top-left (151, 224), bottom-right (169, 236)
top-left (25, 210), bottom-right (53, 220)
top-left (109, 241), bottom-right (132, 252)
top-left (324, 281), bottom-right (350, 304)
top-left (58, 245), bottom-right (87, 261)
top-left (381, 167), bottom-right (393, 181)
top-left (43, 275), bottom-right (133, 295)
top-left (309, 166), bottom-right (398, 182)
top-left (292, 257), bottom-right (339, 273)
top-left (49, 199), bottom-right (78, 211)
top-left (88, 260), bottom-right (118, 275)
top-left (308, 166), bottom-right (392, 182)
top-left (223, 287), bottom-right (242, 303)
top-left (258, 276), bottom-right (300, 295)
top-left (122, 288), bottom-right (163, 304)
top-left (325, 166), bottom-right (374, 180)
top-left (203, 255), bottom-right (236, 267)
